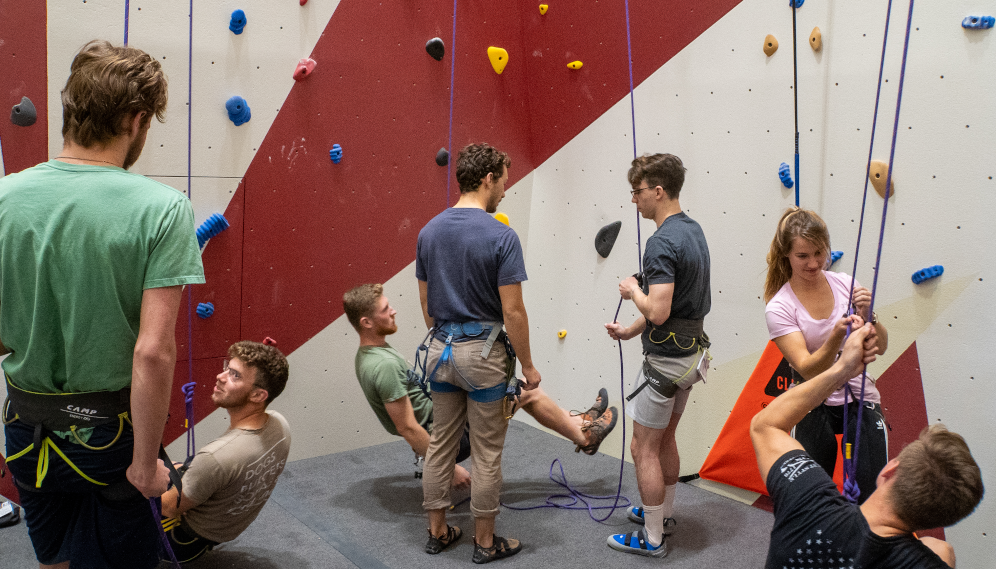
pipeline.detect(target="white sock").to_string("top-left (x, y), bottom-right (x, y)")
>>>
top-left (642, 503), bottom-right (665, 547)
top-left (662, 484), bottom-right (677, 519)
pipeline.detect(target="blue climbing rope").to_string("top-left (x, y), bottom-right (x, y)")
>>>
top-left (842, 0), bottom-right (916, 504)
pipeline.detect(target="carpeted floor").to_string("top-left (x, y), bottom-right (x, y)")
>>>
top-left (1, 421), bottom-right (773, 568)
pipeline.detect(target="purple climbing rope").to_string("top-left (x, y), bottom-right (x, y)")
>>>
top-left (124, 0), bottom-right (130, 46)
top-left (791, 1), bottom-right (800, 206)
top-left (501, 458), bottom-right (632, 522)
top-left (151, 498), bottom-right (181, 565)
top-left (623, 0), bottom-right (643, 273)
top-left (842, 0), bottom-right (916, 504)
top-left (444, 0), bottom-right (458, 207)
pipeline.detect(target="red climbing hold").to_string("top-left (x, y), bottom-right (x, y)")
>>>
top-left (263, 336), bottom-right (278, 346)
top-left (293, 58), bottom-right (317, 80)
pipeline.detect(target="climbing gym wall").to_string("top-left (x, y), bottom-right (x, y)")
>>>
top-left (0, 0), bottom-right (992, 564)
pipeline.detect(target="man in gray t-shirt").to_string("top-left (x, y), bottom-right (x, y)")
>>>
top-left (605, 153), bottom-right (711, 558)
top-left (159, 341), bottom-right (291, 563)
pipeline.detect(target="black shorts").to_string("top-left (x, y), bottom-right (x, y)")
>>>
top-left (4, 419), bottom-right (161, 568)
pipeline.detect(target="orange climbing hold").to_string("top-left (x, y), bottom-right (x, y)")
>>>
top-left (763, 34), bottom-right (779, 56)
top-left (488, 46), bottom-right (509, 75)
top-left (868, 160), bottom-right (896, 198)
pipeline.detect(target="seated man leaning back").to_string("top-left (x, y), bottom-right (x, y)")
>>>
top-left (344, 283), bottom-right (617, 488)
top-left (160, 341), bottom-right (291, 563)
top-left (750, 322), bottom-right (984, 569)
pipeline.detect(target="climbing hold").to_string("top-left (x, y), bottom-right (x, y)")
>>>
top-left (225, 96), bottom-right (251, 126)
top-left (962, 16), bottom-right (995, 29)
top-left (488, 46), bottom-right (509, 75)
top-left (494, 212), bottom-right (510, 226)
top-left (539, 4), bottom-right (548, 15)
top-left (789, 0), bottom-right (804, 7)
top-left (293, 57), bottom-right (316, 80)
top-left (229, 9), bottom-right (247, 34)
top-left (263, 336), bottom-right (278, 346)
top-left (196, 302), bottom-right (215, 319)
top-left (196, 213), bottom-right (230, 248)
top-left (810, 27), bottom-right (822, 51)
top-left (868, 160), bottom-right (896, 198)
top-left (778, 162), bottom-right (794, 189)
top-left (10, 96), bottom-right (37, 127)
top-left (300, 0), bottom-right (308, 5)
top-left (425, 37), bottom-right (445, 61)
top-left (911, 265), bottom-right (943, 284)
top-left (435, 148), bottom-right (449, 166)
top-left (567, 61), bottom-right (583, 70)
top-left (830, 250), bottom-right (843, 264)
top-left (557, 329), bottom-right (567, 339)
top-left (763, 35), bottom-right (779, 56)
top-left (329, 144), bottom-right (343, 164)
top-left (594, 221), bottom-right (622, 258)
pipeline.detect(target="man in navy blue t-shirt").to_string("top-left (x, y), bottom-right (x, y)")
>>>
top-left (750, 322), bottom-right (983, 568)
top-left (415, 143), bottom-right (616, 563)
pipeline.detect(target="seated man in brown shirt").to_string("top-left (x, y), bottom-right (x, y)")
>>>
top-left (160, 341), bottom-right (291, 563)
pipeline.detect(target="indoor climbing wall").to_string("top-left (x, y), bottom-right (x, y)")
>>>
top-left (0, 0), bottom-right (993, 563)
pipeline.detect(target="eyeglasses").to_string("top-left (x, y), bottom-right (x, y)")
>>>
top-left (630, 186), bottom-right (658, 197)
top-left (222, 359), bottom-right (242, 381)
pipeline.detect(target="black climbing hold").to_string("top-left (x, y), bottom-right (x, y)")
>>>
top-left (595, 221), bottom-right (622, 258)
top-left (10, 96), bottom-right (37, 127)
top-left (426, 37), bottom-right (445, 61)
top-left (435, 148), bottom-right (449, 166)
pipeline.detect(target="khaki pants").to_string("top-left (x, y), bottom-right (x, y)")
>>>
top-left (422, 338), bottom-right (509, 519)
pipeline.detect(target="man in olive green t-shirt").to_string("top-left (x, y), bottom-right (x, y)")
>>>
top-left (343, 284), bottom-right (617, 494)
top-left (0, 41), bottom-right (204, 569)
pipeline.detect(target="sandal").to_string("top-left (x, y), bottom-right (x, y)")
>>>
top-left (575, 406), bottom-right (618, 455)
top-left (472, 534), bottom-right (522, 564)
top-left (425, 525), bottom-right (462, 554)
top-left (606, 529), bottom-right (668, 558)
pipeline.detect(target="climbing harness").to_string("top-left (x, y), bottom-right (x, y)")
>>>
top-left (839, 0), bottom-right (916, 503)
top-left (626, 345), bottom-right (712, 402)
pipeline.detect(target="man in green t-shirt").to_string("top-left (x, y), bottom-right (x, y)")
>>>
top-left (344, 284), bottom-right (617, 491)
top-left (0, 40), bottom-right (204, 569)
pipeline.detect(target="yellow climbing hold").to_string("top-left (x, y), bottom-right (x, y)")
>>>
top-left (567, 60), bottom-right (583, 70)
top-left (539, 4), bottom-right (548, 15)
top-left (558, 329), bottom-right (567, 339)
top-left (488, 46), bottom-right (509, 75)
top-left (495, 212), bottom-right (510, 226)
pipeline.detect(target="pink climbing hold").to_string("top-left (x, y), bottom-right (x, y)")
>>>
top-left (293, 58), bottom-right (317, 80)
top-left (263, 336), bottom-right (278, 346)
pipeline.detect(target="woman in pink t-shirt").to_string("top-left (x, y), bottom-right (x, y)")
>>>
top-left (763, 207), bottom-right (890, 503)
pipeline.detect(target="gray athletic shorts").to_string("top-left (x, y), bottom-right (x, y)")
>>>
top-left (626, 351), bottom-right (700, 430)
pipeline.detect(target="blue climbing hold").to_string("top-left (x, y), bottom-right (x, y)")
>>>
top-left (329, 144), bottom-right (343, 164)
top-left (962, 16), bottom-right (995, 29)
top-left (196, 302), bottom-right (215, 319)
top-left (196, 213), bottom-right (230, 248)
top-left (229, 9), bottom-right (247, 34)
top-left (225, 96), bottom-right (251, 126)
top-left (789, 0), bottom-right (804, 7)
top-left (830, 250), bottom-right (843, 264)
top-left (778, 162), bottom-right (794, 189)
top-left (911, 265), bottom-right (944, 284)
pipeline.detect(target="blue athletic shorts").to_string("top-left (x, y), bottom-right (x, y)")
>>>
top-left (4, 419), bottom-right (161, 568)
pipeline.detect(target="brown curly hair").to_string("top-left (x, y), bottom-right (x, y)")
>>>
top-left (61, 40), bottom-right (169, 148)
top-left (228, 341), bottom-right (289, 405)
top-left (627, 153), bottom-right (685, 200)
top-left (456, 143), bottom-right (510, 193)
